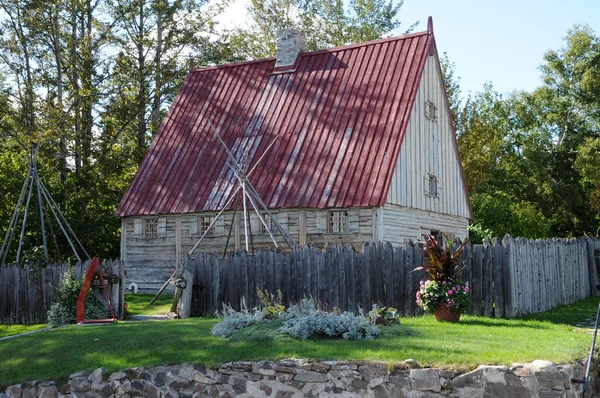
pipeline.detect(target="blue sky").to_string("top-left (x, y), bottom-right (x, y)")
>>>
top-left (396, 0), bottom-right (600, 98)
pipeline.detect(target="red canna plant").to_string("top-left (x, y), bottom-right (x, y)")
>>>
top-left (414, 234), bottom-right (468, 283)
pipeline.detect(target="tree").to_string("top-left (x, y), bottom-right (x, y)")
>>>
top-left (226, 0), bottom-right (415, 60)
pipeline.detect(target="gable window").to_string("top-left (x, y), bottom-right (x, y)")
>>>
top-left (144, 218), bottom-right (158, 238)
top-left (427, 174), bottom-right (438, 197)
top-left (328, 210), bottom-right (349, 233)
top-left (425, 100), bottom-right (437, 121)
top-left (200, 216), bottom-right (215, 236)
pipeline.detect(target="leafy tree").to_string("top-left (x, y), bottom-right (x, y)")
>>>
top-left (226, 0), bottom-right (415, 60)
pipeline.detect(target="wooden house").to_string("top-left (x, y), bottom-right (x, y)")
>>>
top-left (115, 17), bottom-right (473, 290)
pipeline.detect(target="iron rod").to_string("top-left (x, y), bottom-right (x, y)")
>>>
top-left (583, 302), bottom-right (600, 398)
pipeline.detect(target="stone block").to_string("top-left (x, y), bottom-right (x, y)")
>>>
top-left (70, 378), bottom-right (92, 393)
top-left (229, 377), bottom-right (246, 395)
top-left (108, 372), bottom-right (127, 382)
top-left (37, 386), bottom-right (57, 398)
top-left (178, 366), bottom-right (197, 382)
top-left (259, 382), bottom-right (273, 396)
top-left (311, 363), bottom-right (330, 373)
top-left (358, 364), bottom-right (387, 381)
top-left (115, 380), bottom-right (131, 395)
top-left (294, 369), bottom-right (327, 383)
top-left (448, 367), bottom-right (484, 389)
top-left (389, 373), bottom-right (411, 388)
top-left (351, 379), bottom-right (368, 390)
top-left (193, 374), bottom-right (216, 385)
top-left (254, 361), bottom-right (277, 376)
top-left (88, 368), bottom-right (105, 384)
top-left (273, 365), bottom-right (296, 374)
top-left (275, 372), bottom-right (295, 382)
top-left (231, 361), bottom-right (252, 372)
top-left (70, 371), bottom-right (91, 379)
top-left (504, 373), bottom-right (532, 398)
top-left (410, 368), bottom-right (441, 392)
top-left (99, 383), bottom-right (114, 398)
top-left (21, 387), bottom-right (36, 398)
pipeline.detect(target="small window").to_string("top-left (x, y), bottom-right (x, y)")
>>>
top-left (259, 213), bottom-right (280, 235)
top-left (200, 216), bottom-right (215, 236)
top-left (328, 210), bottom-right (349, 233)
top-left (428, 174), bottom-right (438, 197)
top-left (144, 218), bottom-right (158, 238)
top-left (425, 100), bottom-right (437, 121)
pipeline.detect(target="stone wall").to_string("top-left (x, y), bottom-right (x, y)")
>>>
top-left (1, 359), bottom-right (592, 398)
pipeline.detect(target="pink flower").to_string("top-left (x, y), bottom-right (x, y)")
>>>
top-left (442, 280), bottom-right (447, 286)
top-left (447, 290), bottom-right (453, 296)
top-left (416, 292), bottom-right (421, 299)
top-left (465, 286), bottom-right (470, 293)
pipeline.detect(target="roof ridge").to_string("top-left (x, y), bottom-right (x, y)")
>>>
top-left (302, 30), bottom-right (429, 57)
top-left (190, 29), bottom-right (429, 73)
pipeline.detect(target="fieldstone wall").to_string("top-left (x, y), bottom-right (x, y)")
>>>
top-left (1, 359), bottom-right (593, 398)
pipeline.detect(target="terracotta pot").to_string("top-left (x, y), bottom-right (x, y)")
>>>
top-left (433, 303), bottom-right (460, 322)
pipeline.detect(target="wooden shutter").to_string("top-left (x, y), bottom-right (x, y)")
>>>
top-left (277, 212), bottom-right (288, 235)
top-left (250, 213), bottom-right (261, 234)
top-left (316, 211), bottom-right (327, 233)
top-left (157, 217), bottom-right (167, 237)
top-left (189, 216), bottom-right (198, 237)
top-left (133, 219), bottom-right (142, 237)
top-left (348, 208), bottom-right (359, 232)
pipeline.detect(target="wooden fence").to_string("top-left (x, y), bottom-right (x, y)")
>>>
top-left (187, 236), bottom-right (600, 318)
top-left (0, 259), bottom-right (125, 325)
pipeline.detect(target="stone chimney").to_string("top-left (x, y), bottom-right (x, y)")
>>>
top-left (275, 29), bottom-right (306, 69)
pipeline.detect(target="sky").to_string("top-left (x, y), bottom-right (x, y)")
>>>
top-left (218, 0), bottom-right (600, 99)
top-left (390, 0), bottom-right (600, 97)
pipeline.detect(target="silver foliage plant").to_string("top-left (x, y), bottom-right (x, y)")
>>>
top-left (211, 296), bottom-right (381, 340)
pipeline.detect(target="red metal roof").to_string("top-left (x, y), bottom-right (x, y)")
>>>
top-left (116, 30), bottom-right (436, 217)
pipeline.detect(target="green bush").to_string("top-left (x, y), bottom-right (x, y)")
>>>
top-left (47, 269), bottom-right (109, 327)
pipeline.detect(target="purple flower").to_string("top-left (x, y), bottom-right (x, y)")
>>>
top-left (465, 286), bottom-right (470, 293)
top-left (447, 290), bottom-right (453, 296)
top-left (442, 280), bottom-right (446, 285)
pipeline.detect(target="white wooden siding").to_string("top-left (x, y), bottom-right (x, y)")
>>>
top-left (386, 52), bottom-right (471, 219)
top-left (379, 204), bottom-right (468, 246)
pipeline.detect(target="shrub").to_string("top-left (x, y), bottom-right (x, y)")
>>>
top-left (211, 300), bottom-right (266, 338)
top-left (47, 269), bottom-right (110, 327)
top-left (280, 298), bottom-right (380, 340)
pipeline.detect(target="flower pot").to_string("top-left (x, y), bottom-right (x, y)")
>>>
top-left (433, 303), bottom-right (460, 322)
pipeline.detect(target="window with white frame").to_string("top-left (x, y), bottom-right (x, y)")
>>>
top-left (328, 210), bottom-right (349, 233)
top-left (425, 100), bottom-right (437, 121)
top-left (144, 218), bottom-right (158, 238)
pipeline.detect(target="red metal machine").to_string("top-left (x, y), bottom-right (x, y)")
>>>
top-left (76, 257), bottom-right (117, 324)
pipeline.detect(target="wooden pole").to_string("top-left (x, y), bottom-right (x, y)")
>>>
top-left (0, 166), bottom-right (32, 264)
top-left (16, 166), bottom-right (36, 264)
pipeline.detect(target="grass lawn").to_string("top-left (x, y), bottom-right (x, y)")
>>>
top-left (1, 296), bottom-right (598, 386)
top-left (0, 324), bottom-right (47, 339)
top-left (125, 293), bottom-right (174, 316)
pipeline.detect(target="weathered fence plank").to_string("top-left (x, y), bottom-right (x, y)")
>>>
top-left (183, 237), bottom-right (600, 319)
top-left (0, 260), bottom-right (124, 325)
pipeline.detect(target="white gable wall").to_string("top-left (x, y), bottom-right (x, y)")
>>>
top-left (382, 50), bottom-right (470, 242)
